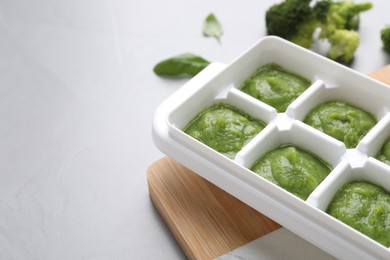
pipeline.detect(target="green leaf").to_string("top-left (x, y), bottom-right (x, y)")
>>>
top-left (202, 13), bottom-right (223, 43)
top-left (153, 53), bottom-right (210, 78)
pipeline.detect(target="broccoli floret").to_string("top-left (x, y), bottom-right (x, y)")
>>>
top-left (265, 0), bottom-right (373, 63)
top-left (289, 18), bottom-right (319, 48)
top-left (317, 0), bottom-right (373, 34)
top-left (328, 29), bottom-right (359, 63)
top-left (266, 0), bottom-right (315, 48)
top-left (381, 25), bottom-right (390, 54)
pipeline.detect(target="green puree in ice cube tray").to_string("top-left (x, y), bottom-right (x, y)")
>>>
top-left (240, 63), bottom-right (311, 113)
top-left (183, 103), bottom-right (265, 159)
top-left (327, 181), bottom-right (390, 247)
top-left (304, 101), bottom-right (377, 148)
top-left (250, 145), bottom-right (331, 200)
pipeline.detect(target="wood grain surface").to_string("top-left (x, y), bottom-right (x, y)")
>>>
top-left (147, 157), bottom-right (281, 259)
top-left (147, 65), bottom-right (390, 260)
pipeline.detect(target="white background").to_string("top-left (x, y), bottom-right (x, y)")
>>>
top-left (0, 0), bottom-right (389, 259)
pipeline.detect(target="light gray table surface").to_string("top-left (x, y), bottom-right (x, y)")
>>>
top-left (0, 0), bottom-right (389, 259)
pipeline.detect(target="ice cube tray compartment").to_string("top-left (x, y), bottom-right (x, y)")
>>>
top-left (314, 159), bottom-right (390, 212)
top-left (167, 89), bottom-right (275, 162)
top-left (152, 36), bottom-right (390, 259)
top-left (310, 159), bottom-right (390, 251)
top-left (287, 79), bottom-right (390, 122)
top-left (236, 120), bottom-right (344, 169)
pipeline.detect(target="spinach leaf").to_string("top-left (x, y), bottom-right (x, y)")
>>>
top-left (202, 13), bottom-right (223, 43)
top-left (153, 53), bottom-right (210, 77)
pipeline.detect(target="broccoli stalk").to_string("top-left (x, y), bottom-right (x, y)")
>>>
top-left (381, 25), bottom-right (390, 54)
top-left (266, 0), bottom-right (373, 63)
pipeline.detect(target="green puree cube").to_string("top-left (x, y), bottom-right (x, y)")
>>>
top-left (251, 145), bottom-right (331, 200)
top-left (240, 63), bottom-right (311, 112)
top-left (183, 103), bottom-right (265, 159)
top-left (304, 101), bottom-right (377, 148)
top-left (327, 181), bottom-right (390, 247)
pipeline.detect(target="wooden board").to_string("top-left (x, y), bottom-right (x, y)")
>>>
top-left (147, 65), bottom-right (390, 260)
top-left (369, 65), bottom-right (390, 85)
top-left (147, 157), bottom-right (281, 259)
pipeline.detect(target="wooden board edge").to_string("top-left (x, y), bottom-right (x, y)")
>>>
top-left (147, 160), bottom-right (197, 259)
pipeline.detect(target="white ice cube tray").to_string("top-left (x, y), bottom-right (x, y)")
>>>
top-left (152, 36), bottom-right (390, 259)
